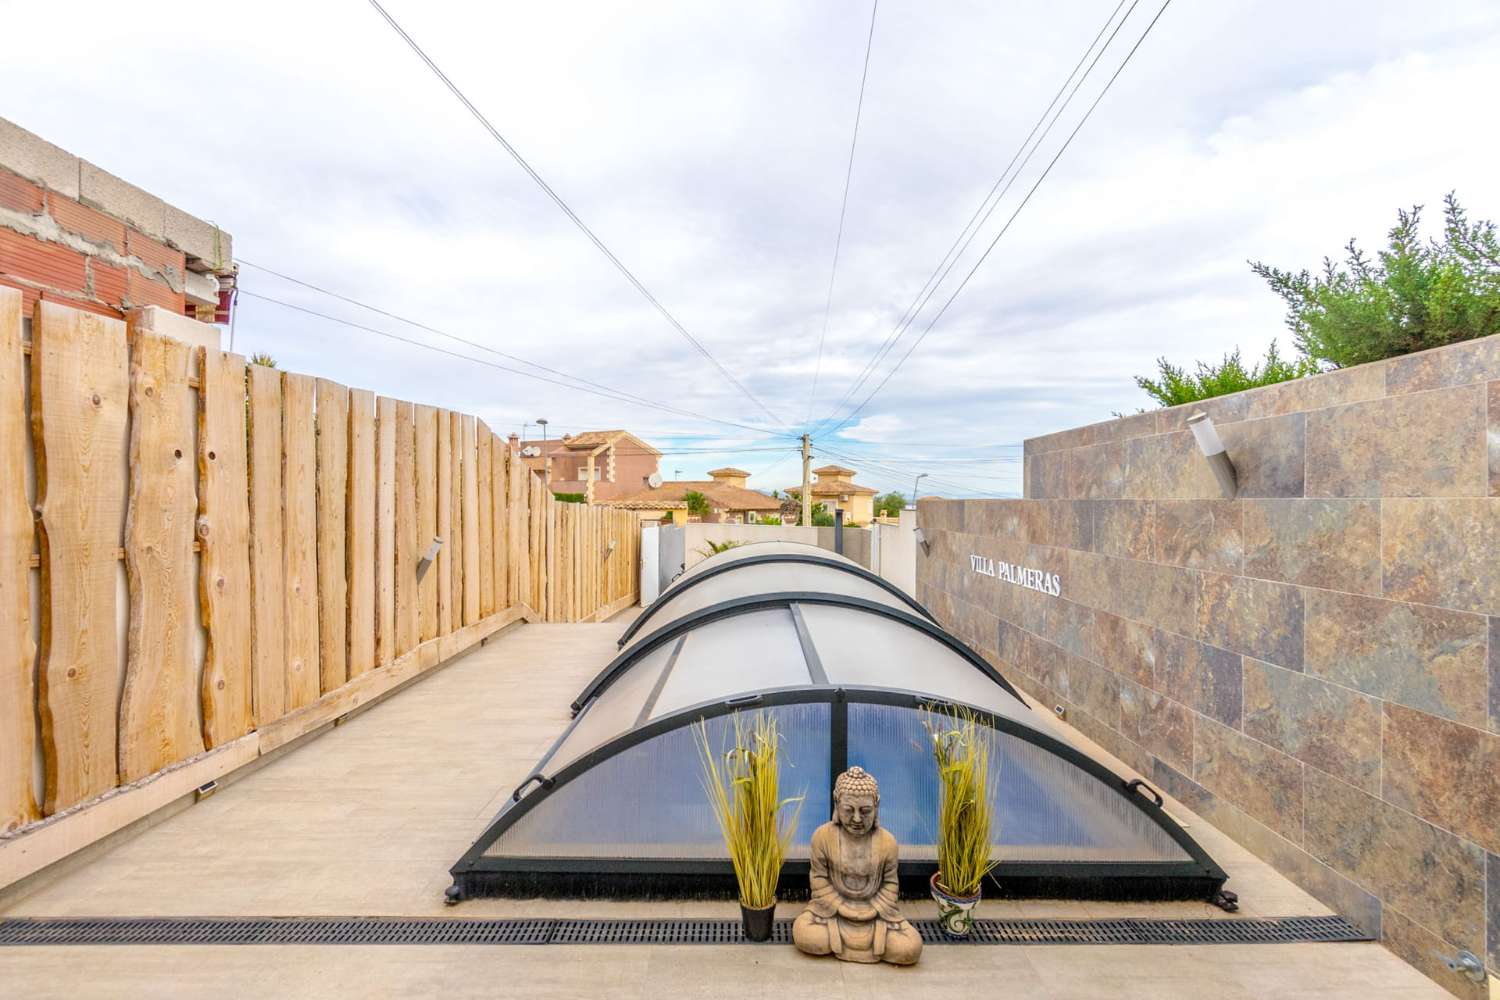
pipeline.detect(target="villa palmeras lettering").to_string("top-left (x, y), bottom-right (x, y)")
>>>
top-left (970, 554), bottom-right (1062, 597)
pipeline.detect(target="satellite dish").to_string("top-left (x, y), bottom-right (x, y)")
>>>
top-left (647, 472), bottom-right (663, 488)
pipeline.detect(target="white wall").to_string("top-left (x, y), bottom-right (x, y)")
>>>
top-left (873, 509), bottom-right (917, 596)
top-left (681, 523), bottom-right (821, 570)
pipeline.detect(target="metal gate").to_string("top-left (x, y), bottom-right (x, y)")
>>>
top-left (638, 524), bottom-right (685, 605)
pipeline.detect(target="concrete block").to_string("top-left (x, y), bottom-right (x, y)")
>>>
top-left (184, 269), bottom-right (219, 308)
top-left (128, 305), bottom-right (218, 351)
top-left (0, 116), bottom-right (80, 198)
top-left (78, 161), bottom-right (166, 238)
top-left (164, 202), bottom-right (231, 269)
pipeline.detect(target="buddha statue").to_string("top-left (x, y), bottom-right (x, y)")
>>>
top-left (792, 767), bottom-right (922, 965)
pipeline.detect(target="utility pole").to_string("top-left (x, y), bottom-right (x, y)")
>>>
top-left (801, 434), bottom-right (812, 527)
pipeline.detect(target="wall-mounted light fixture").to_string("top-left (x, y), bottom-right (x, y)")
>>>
top-left (913, 526), bottom-right (931, 556)
top-left (1187, 412), bottom-right (1238, 498)
top-left (415, 537), bottom-right (444, 581)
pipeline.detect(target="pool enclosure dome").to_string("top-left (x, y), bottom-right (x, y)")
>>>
top-left (450, 541), bottom-right (1225, 902)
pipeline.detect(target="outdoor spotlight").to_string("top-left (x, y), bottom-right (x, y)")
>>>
top-left (913, 526), bottom-right (931, 556)
top-left (1186, 412), bottom-right (1238, 498)
top-left (415, 536), bottom-right (444, 581)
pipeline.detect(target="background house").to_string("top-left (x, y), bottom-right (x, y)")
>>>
top-left (785, 464), bottom-right (878, 524)
top-left (511, 429), bottom-right (660, 504)
top-left (608, 467), bottom-right (781, 523)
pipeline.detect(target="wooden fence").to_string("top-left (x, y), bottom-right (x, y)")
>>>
top-left (0, 292), bottom-right (638, 856)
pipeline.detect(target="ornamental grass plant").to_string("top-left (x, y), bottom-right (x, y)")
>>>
top-left (926, 707), bottom-right (1000, 898)
top-left (695, 712), bottom-right (803, 909)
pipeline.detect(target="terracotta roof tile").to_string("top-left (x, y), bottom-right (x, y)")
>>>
top-left (607, 480), bottom-right (781, 511)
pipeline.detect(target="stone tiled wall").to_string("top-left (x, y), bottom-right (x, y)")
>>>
top-left (915, 333), bottom-right (1500, 999)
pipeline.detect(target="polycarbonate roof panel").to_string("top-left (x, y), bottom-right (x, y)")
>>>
top-left (797, 602), bottom-right (1040, 731)
top-left (625, 560), bottom-right (913, 650)
top-left (649, 607), bottom-right (810, 718)
top-left (675, 540), bottom-right (854, 584)
top-left (545, 639), bottom-right (678, 773)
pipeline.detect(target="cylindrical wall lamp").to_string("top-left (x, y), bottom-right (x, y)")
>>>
top-left (1187, 412), bottom-right (1238, 498)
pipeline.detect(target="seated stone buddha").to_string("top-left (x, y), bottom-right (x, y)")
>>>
top-left (792, 767), bottom-right (922, 965)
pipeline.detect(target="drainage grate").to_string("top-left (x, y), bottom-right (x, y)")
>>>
top-left (0, 915), bottom-right (1368, 947)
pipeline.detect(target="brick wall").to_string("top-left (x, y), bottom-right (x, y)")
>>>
top-left (916, 332), bottom-right (1500, 999)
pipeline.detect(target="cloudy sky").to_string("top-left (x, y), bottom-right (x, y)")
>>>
top-left (4, 0), bottom-right (1498, 497)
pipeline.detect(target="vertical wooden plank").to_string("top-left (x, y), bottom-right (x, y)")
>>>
top-left (508, 448), bottom-right (525, 609)
top-left (197, 347), bottom-right (252, 748)
top-left (374, 397), bottom-right (396, 667)
top-left (415, 405), bottom-right (438, 641)
top-left (461, 415), bottom-right (480, 626)
top-left (532, 475), bottom-right (545, 614)
top-left (31, 302), bottom-right (128, 812)
top-left (0, 288), bottom-right (37, 831)
top-left (346, 389), bottom-right (376, 677)
top-left (435, 411), bottom-right (453, 635)
top-left (247, 363), bottom-right (286, 727)
top-left (282, 373), bottom-right (319, 710)
top-left (490, 435), bottom-right (505, 610)
top-left (477, 424), bottom-right (494, 617)
top-left (119, 328), bottom-right (203, 782)
top-left (394, 401), bottom-right (418, 656)
top-left (315, 379), bottom-right (349, 693)
top-left (448, 411), bottom-right (463, 630)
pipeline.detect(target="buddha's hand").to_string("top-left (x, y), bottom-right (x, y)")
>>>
top-left (807, 898), bottom-right (838, 919)
top-left (875, 901), bottom-right (904, 923)
top-left (837, 901), bottom-right (879, 922)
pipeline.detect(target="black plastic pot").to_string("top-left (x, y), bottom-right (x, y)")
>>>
top-left (740, 902), bottom-right (775, 942)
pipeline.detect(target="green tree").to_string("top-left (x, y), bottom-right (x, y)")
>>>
top-left (683, 490), bottom-right (711, 519)
top-left (1134, 341), bottom-right (1317, 408)
top-left (1251, 193), bottom-right (1500, 368)
top-left (874, 491), bottom-right (906, 518)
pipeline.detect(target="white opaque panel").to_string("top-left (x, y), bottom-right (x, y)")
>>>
top-left (487, 703), bottom-right (831, 859)
top-left (546, 640), bottom-right (677, 772)
top-left (626, 561), bottom-right (913, 649)
top-left (650, 608), bottom-right (809, 717)
top-left (799, 602), bottom-right (1038, 729)
top-left (847, 703), bottom-right (1191, 863)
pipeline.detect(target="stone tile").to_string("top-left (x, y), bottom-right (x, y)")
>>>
top-left (1242, 498), bottom-right (1382, 595)
top-left (1134, 560), bottom-right (1203, 638)
top-left (1304, 590), bottom-right (1488, 728)
top-left (1245, 362), bottom-right (1386, 420)
top-left (1092, 611), bottom-right (1159, 688)
top-left (1197, 572), bottom-right (1304, 671)
top-left (1490, 380), bottom-right (1499, 497)
top-left (961, 499), bottom-right (1027, 540)
top-left (1041, 599), bottom-right (1095, 661)
top-left (995, 618), bottom-right (1027, 670)
top-left (1381, 905), bottom-right (1489, 1000)
top-left (1027, 499), bottom-right (1093, 550)
top-left (1488, 851), bottom-right (1499, 975)
top-left (1303, 767), bottom-right (1486, 953)
top-left (1491, 617), bottom-right (1499, 734)
top-left (1151, 760), bottom-right (1382, 936)
top-left (1385, 333), bottom-right (1500, 395)
top-left (1066, 440), bottom-right (1129, 499)
top-left (1154, 500), bottom-right (1242, 573)
top-left (1382, 702), bottom-right (1500, 855)
top-left (1219, 413), bottom-right (1306, 498)
top-left (1062, 653), bottom-right (1120, 727)
top-left (1119, 679), bottom-right (1193, 772)
top-left (1025, 450), bottom-right (1068, 499)
top-left (1383, 498), bottom-right (1500, 615)
top-left (1156, 389), bottom-right (1252, 432)
top-left (1124, 431), bottom-right (1220, 500)
top-left (1242, 659), bottom-right (1381, 793)
top-left (1062, 548), bottom-right (1114, 612)
top-left (1306, 385), bottom-right (1488, 497)
top-left (1192, 717), bottom-right (1304, 844)
top-left (1091, 499), bottom-right (1155, 560)
top-left (1158, 630), bottom-right (1243, 727)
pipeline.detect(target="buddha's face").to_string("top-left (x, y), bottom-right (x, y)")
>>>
top-left (836, 793), bottom-right (877, 836)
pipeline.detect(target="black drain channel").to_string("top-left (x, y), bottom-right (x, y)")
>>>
top-left (0, 915), bottom-right (1369, 947)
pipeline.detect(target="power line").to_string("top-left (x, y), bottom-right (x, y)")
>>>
top-left (811, 0), bottom-right (1132, 437)
top-left (805, 0), bottom-right (880, 428)
top-left (366, 0), bottom-right (787, 430)
top-left (236, 289), bottom-right (790, 438)
top-left (814, 442), bottom-right (1008, 498)
top-left (820, 0), bottom-right (1173, 439)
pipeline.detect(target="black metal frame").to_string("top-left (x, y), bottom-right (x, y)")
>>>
top-left (572, 592), bottom-right (1022, 715)
top-left (452, 685), bottom-right (1226, 903)
top-left (618, 552), bottom-right (935, 649)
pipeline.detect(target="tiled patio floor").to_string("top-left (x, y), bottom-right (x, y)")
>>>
top-left (0, 617), bottom-right (1449, 998)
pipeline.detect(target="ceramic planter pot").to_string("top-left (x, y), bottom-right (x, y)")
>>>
top-left (930, 872), bottom-right (981, 937)
top-left (740, 902), bottom-right (775, 942)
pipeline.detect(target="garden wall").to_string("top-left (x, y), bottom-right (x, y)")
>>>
top-left (916, 333), bottom-right (1500, 999)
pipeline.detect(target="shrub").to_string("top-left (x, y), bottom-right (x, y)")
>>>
top-left (758, 515), bottom-right (782, 525)
top-left (1134, 341), bottom-right (1317, 408)
top-left (683, 490), bottom-right (712, 519)
top-left (1251, 193), bottom-right (1500, 368)
top-left (551, 491), bottom-right (586, 504)
top-left (875, 491), bottom-right (906, 518)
